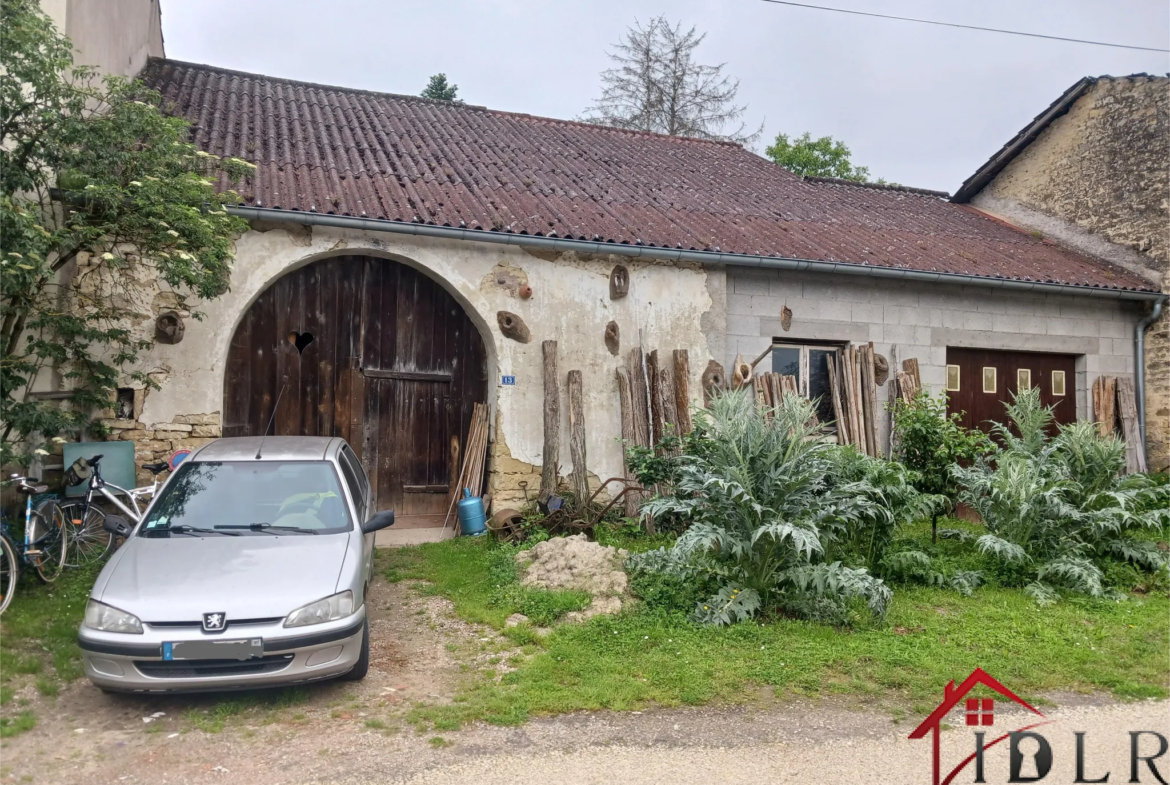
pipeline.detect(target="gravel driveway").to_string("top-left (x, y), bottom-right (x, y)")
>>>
top-left (2, 574), bottom-right (1166, 785)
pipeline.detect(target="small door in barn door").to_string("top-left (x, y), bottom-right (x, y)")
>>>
top-left (945, 347), bottom-right (1076, 435)
top-left (223, 255), bottom-right (487, 513)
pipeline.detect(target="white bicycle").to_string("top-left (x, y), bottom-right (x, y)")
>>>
top-left (59, 454), bottom-right (170, 567)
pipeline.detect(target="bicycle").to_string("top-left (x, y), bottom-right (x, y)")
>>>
top-left (59, 455), bottom-right (170, 567)
top-left (0, 474), bottom-right (70, 615)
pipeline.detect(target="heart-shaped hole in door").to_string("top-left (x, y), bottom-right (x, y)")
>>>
top-left (287, 331), bottom-right (315, 355)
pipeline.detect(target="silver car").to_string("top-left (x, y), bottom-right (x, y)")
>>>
top-left (78, 436), bottom-right (395, 693)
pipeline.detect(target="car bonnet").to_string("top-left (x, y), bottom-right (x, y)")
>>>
top-left (95, 532), bottom-right (353, 622)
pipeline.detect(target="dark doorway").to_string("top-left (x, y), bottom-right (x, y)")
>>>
top-left (945, 347), bottom-right (1076, 435)
top-left (223, 256), bottom-right (488, 513)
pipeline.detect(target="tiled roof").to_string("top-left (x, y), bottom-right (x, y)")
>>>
top-left (140, 58), bottom-right (1156, 293)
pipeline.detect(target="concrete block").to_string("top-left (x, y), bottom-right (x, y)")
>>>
top-left (1015, 316), bottom-right (1048, 336)
top-left (727, 293), bottom-right (754, 316)
top-left (732, 275), bottom-right (773, 295)
top-left (726, 314), bottom-right (761, 337)
top-left (991, 313), bottom-right (1024, 333)
top-left (763, 318), bottom-right (868, 343)
top-left (882, 324), bottom-right (920, 345)
top-left (975, 298), bottom-right (1008, 314)
top-left (802, 281), bottom-right (844, 301)
top-left (1086, 354), bottom-right (1129, 374)
top-left (1099, 320), bottom-right (1129, 339)
top-left (769, 279), bottom-right (803, 299)
top-left (850, 302), bottom-right (884, 324)
top-left (942, 309), bottom-right (981, 330)
top-left (1047, 317), bottom-right (1100, 338)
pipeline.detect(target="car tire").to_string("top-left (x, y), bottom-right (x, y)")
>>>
top-left (341, 618), bottom-right (369, 681)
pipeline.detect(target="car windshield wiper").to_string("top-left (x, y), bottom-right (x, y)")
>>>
top-left (146, 524), bottom-right (240, 537)
top-left (215, 523), bottom-right (319, 535)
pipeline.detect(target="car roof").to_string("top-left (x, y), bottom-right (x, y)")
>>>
top-left (190, 436), bottom-right (343, 462)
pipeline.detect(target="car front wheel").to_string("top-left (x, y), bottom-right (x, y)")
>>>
top-left (341, 618), bottom-right (369, 681)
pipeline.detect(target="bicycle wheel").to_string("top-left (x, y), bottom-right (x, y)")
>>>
top-left (58, 501), bottom-right (112, 568)
top-left (0, 534), bottom-right (17, 615)
top-left (30, 503), bottom-right (68, 583)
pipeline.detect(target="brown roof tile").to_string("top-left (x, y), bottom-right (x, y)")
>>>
top-left (140, 58), bottom-right (1156, 293)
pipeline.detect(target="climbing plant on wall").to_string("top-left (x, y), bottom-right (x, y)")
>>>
top-left (0, 0), bottom-right (253, 463)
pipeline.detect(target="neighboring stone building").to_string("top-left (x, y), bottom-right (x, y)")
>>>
top-left (40, 0), bottom-right (163, 79)
top-left (953, 74), bottom-right (1169, 469)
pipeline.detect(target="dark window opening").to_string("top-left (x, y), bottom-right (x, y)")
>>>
top-left (115, 388), bottom-right (135, 420)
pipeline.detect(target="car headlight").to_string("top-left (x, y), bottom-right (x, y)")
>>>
top-left (284, 591), bottom-right (354, 628)
top-left (83, 600), bottom-right (143, 634)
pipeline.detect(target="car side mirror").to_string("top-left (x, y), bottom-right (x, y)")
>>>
top-left (103, 515), bottom-right (132, 538)
top-left (360, 510), bottom-right (395, 534)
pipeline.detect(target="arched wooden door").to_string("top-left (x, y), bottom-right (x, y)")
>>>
top-left (223, 256), bottom-right (488, 514)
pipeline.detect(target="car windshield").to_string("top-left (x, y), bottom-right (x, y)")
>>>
top-left (140, 461), bottom-right (351, 535)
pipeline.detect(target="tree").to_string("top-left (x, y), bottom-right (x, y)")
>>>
top-left (582, 16), bottom-right (761, 145)
top-left (892, 391), bottom-right (990, 542)
top-left (765, 132), bottom-right (872, 181)
top-left (420, 73), bottom-right (460, 102)
top-left (1, 0), bottom-right (252, 464)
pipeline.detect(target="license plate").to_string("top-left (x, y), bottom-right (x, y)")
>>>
top-left (163, 638), bottom-right (263, 661)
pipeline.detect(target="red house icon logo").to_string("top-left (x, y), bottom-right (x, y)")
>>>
top-left (908, 667), bottom-right (1050, 785)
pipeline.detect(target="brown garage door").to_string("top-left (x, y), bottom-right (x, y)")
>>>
top-left (223, 256), bottom-right (487, 513)
top-left (945, 347), bottom-right (1076, 434)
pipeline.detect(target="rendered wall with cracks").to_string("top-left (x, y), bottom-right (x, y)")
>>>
top-left (128, 223), bottom-right (718, 505)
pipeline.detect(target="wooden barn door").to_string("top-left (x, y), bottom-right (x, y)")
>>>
top-left (223, 256), bottom-right (487, 514)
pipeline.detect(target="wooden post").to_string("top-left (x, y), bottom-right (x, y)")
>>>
top-left (902, 358), bottom-right (921, 390)
top-left (567, 370), bottom-right (588, 504)
top-left (539, 340), bottom-right (560, 502)
top-left (659, 367), bottom-right (679, 445)
top-left (628, 348), bottom-right (651, 448)
top-left (616, 367), bottom-right (638, 516)
top-left (673, 350), bottom-right (693, 434)
top-left (853, 346), bottom-right (869, 456)
top-left (647, 350), bottom-right (664, 446)
top-left (887, 345), bottom-right (898, 458)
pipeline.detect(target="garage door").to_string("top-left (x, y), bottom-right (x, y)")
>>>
top-left (222, 256), bottom-right (488, 513)
top-left (945, 347), bottom-right (1076, 434)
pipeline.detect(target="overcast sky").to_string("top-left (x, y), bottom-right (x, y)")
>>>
top-left (160, 0), bottom-right (1169, 193)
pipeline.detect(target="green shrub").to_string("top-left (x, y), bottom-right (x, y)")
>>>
top-left (634, 390), bottom-right (919, 625)
top-left (892, 390), bottom-right (991, 541)
top-left (953, 387), bottom-right (1169, 604)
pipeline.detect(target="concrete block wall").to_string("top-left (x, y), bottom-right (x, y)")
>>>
top-left (725, 268), bottom-right (1143, 447)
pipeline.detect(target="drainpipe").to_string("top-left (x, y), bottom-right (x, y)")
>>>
top-left (1135, 296), bottom-right (1167, 468)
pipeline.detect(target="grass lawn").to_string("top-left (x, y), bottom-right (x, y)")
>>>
top-left (383, 526), bottom-right (1170, 730)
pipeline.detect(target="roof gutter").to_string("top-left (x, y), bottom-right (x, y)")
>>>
top-left (226, 206), bottom-right (1163, 303)
top-left (1135, 296), bottom-right (1167, 469)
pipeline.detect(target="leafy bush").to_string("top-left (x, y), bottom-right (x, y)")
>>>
top-left (953, 387), bottom-right (1169, 604)
top-left (632, 390), bottom-right (911, 626)
top-left (892, 390), bottom-right (991, 540)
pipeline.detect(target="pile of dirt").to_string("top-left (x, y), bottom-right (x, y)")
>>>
top-left (515, 534), bottom-right (629, 620)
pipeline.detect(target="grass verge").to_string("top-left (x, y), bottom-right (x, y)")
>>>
top-left (383, 533), bottom-right (1170, 731)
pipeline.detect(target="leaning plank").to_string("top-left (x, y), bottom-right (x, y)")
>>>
top-left (672, 350), bottom-right (693, 434)
top-left (826, 354), bottom-right (848, 445)
top-left (840, 346), bottom-right (859, 448)
top-left (628, 348), bottom-right (651, 448)
top-left (887, 345), bottom-right (899, 458)
top-left (539, 340), bottom-right (560, 502)
top-left (616, 367), bottom-right (638, 516)
top-left (1093, 375), bottom-right (1118, 439)
top-left (902, 358), bottom-right (921, 390)
top-left (647, 350), bottom-right (665, 445)
top-left (568, 370), bottom-right (589, 503)
top-left (659, 366), bottom-right (679, 434)
top-left (852, 346), bottom-right (869, 456)
top-left (1116, 377), bottom-right (1145, 474)
top-left (864, 343), bottom-right (880, 456)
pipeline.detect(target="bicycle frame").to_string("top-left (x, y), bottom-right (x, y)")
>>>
top-left (79, 460), bottom-right (162, 524)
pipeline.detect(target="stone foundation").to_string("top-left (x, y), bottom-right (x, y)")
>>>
top-left (100, 411), bottom-right (221, 485)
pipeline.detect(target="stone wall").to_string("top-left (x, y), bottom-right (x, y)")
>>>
top-left (100, 406), bottom-right (221, 486)
top-left (969, 75), bottom-right (1169, 470)
top-left (725, 268), bottom-right (1144, 450)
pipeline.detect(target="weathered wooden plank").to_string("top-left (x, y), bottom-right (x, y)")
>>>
top-left (628, 347), bottom-right (652, 448)
top-left (1116, 377), bottom-right (1145, 474)
top-left (1093, 375), bottom-right (1118, 439)
top-left (672, 349), bottom-right (693, 434)
top-left (826, 354), bottom-right (847, 445)
top-left (540, 340), bottom-right (560, 502)
top-left (568, 370), bottom-right (588, 503)
top-left (616, 366), bottom-right (638, 517)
